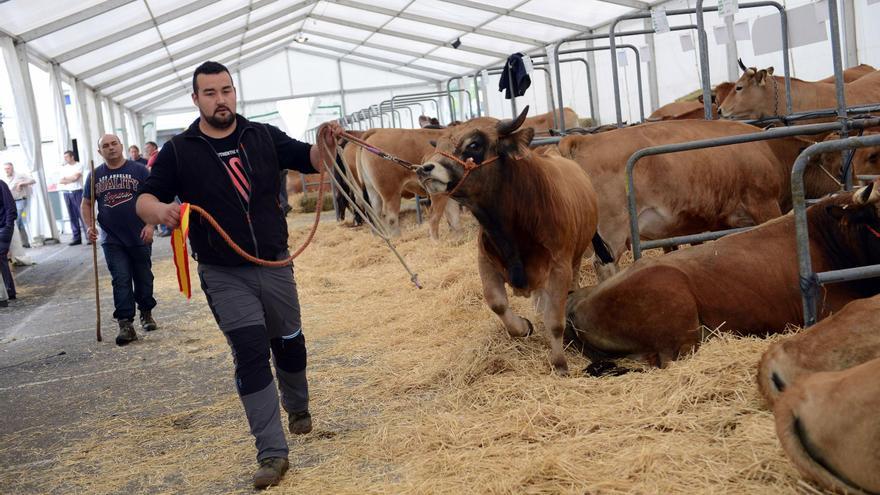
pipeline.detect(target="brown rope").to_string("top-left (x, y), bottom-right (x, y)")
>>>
top-left (187, 128), bottom-right (333, 267)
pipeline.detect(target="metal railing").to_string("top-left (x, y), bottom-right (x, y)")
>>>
top-left (625, 119), bottom-right (880, 260)
top-left (791, 133), bottom-right (880, 325)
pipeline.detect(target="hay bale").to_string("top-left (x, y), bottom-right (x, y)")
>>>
top-left (299, 193), bottom-right (334, 213)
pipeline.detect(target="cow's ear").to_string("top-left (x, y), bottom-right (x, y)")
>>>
top-left (767, 66), bottom-right (775, 76)
top-left (756, 70), bottom-right (768, 85)
top-left (498, 127), bottom-right (535, 159)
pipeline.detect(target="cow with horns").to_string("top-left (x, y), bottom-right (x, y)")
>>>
top-left (415, 106), bottom-right (611, 375)
top-left (565, 180), bottom-right (880, 371)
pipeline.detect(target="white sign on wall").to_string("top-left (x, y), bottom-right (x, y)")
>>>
top-left (718, 0), bottom-right (739, 17)
top-left (651, 8), bottom-right (670, 33)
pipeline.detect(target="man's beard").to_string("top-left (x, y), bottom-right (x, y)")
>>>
top-left (203, 108), bottom-right (235, 129)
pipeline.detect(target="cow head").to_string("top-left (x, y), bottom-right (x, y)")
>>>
top-left (419, 115), bottom-right (442, 129)
top-left (818, 132), bottom-right (880, 186)
top-left (823, 180), bottom-right (880, 267)
top-left (415, 106), bottom-right (534, 200)
top-left (719, 60), bottom-right (777, 119)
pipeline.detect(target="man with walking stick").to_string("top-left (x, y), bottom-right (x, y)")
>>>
top-left (82, 134), bottom-right (159, 346)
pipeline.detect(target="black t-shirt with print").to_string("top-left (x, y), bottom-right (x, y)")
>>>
top-left (201, 125), bottom-right (252, 208)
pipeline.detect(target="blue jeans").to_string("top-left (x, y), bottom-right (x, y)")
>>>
top-left (63, 189), bottom-right (84, 240)
top-left (102, 243), bottom-right (156, 321)
top-left (14, 198), bottom-right (28, 245)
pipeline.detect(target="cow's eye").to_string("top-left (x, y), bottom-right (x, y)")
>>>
top-left (735, 85), bottom-right (743, 91)
top-left (467, 141), bottom-right (479, 150)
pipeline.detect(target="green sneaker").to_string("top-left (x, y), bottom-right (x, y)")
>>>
top-left (115, 320), bottom-right (137, 346)
top-left (253, 457), bottom-right (289, 490)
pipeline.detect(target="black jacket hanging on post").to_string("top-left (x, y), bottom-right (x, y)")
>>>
top-left (498, 52), bottom-right (531, 99)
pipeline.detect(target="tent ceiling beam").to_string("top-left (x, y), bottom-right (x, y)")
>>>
top-left (152, 80), bottom-right (433, 115)
top-left (288, 47), bottom-right (440, 83)
top-left (134, 43), bottom-right (293, 112)
top-left (304, 41), bottom-right (461, 78)
top-left (299, 29), bottom-right (481, 69)
top-left (309, 14), bottom-right (507, 59)
top-left (102, 13), bottom-right (310, 95)
top-left (55, 0), bottom-right (227, 63)
top-left (19, 0), bottom-right (139, 42)
top-left (329, 0), bottom-right (547, 47)
top-left (79, 0), bottom-right (301, 81)
top-left (120, 27), bottom-right (311, 104)
top-left (430, 0), bottom-right (618, 31)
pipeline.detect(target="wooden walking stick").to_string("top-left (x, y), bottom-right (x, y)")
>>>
top-left (89, 159), bottom-right (101, 342)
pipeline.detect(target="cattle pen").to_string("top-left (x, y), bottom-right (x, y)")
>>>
top-left (3, 0), bottom-right (880, 494)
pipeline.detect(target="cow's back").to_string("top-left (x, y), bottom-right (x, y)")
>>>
top-left (360, 128), bottom-right (444, 197)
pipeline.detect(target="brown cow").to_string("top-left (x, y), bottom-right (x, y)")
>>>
top-left (814, 127), bottom-right (880, 186)
top-left (559, 120), bottom-right (834, 279)
top-left (415, 107), bottom-right (607, 375)
top-left (758, 294), bottom-right (880, 406)
top-left (719, 64), bottom-right (880, 120)
top-left (773, 356), bottom-right (880, 494)
top-left (565, 182), bottom-right (880, 370)
top-left (524, 107), bottom-right (579, 135)
top-left (357, 128), bottom-right (460, 239)
top-left (647, 83), bottom-right (733, 121)
top-left (650, 64), bottom-right (875, 122)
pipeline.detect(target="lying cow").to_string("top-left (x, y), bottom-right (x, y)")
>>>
top-left (559, 120), bottom-right (835, 279)
top-left (415, 106), bottom-right (609, 375)
top-left (758, 294), bottom-right (880, 406)
top-left (565, 181), bottom-right (880, 370)
top-left (357, 128), bottom-right (460, 239)
top-left (719, 62), bottom-right (880, 120)
top-left (773, 356), bottom-right (880, 494)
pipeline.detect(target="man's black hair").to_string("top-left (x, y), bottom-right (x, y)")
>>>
top-left (192, 61), bottom-right (232, 93)
top-left (145, 141), bottom-right (158, 148)
top-left (64, 150), bottom-right (74, 156)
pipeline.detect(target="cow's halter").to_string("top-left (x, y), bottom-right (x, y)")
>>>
top-left (435, 150), bottom-right (500, 197)
top-left (867, 225), bottom-right (880, 239)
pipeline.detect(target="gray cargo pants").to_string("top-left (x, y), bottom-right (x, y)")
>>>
top-left (197, 261), bottom-right (309, 461)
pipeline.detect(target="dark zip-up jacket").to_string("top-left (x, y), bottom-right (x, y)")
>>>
top-left (139, 115), bottom-right (315, 266)
top-left (0, 180), bottom-right (16, 243)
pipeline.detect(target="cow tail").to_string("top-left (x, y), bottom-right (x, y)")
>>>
top-left (592, 232), bottom-right (614, 265)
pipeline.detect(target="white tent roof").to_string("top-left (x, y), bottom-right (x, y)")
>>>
top-left (0, 0), bottom-right (655, 114)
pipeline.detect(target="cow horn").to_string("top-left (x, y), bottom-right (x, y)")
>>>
top-left (854, 181), bottom-right (880, 205)
top-left (738, 58), bottom-right (747, 71)
top-left (497, 105), bottom-right (530, 136)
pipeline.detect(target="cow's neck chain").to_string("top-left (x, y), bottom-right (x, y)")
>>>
top-left (772, 75), bottom-right (780, 118)
top-left (437, 150), bottom-right (500, 197)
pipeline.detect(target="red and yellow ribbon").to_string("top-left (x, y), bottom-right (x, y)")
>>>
top-left (171, 202), bottom-right (193, 299)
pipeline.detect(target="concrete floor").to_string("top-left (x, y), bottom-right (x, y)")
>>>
top-left (0, 236), bottom-right (240, 493)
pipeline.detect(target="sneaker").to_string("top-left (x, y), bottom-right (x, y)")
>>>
top-left (140, 311), bottom-right (158, 331)
top-left (69, 239), bottom-right (82, 246)
top-left (288, 410), bottom-right (312, 435)
top-left (115, 320), bottom-right (137, 346)
top-left (253, 457), bottom-right (289, 490)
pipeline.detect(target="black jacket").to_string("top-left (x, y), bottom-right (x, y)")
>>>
top-left (0, 180), bottom-right (16, 243)
top-left (139, 115), bottom-right (315, 266)
top-left (498, 52), bottom-right (531, 99)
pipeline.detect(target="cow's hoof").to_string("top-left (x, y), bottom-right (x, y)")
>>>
top-left (585, 361), bottom-right (630, 377)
